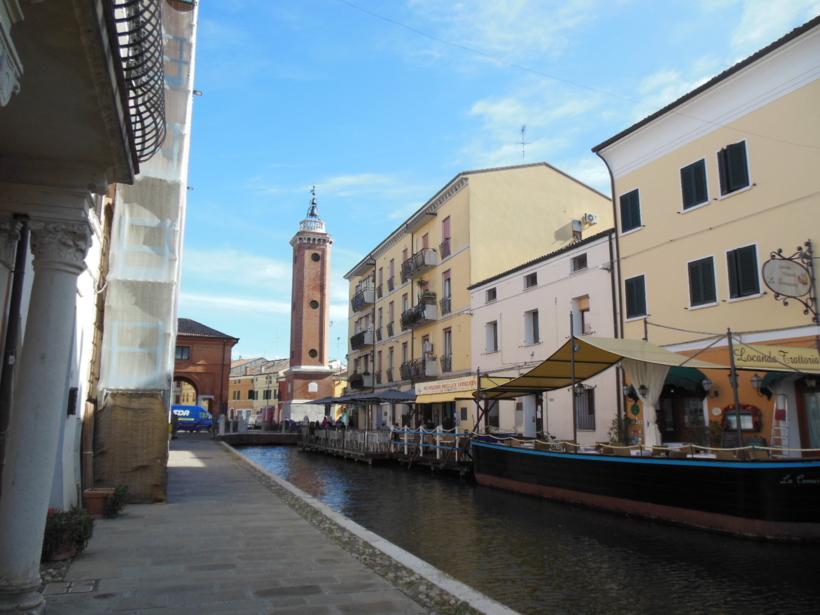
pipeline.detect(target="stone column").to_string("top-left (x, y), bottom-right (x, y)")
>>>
top-left (0, 220), bottom-right (91, 615)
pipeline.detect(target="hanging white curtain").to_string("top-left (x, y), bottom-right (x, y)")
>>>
top-left (621, 358), bottom-right (668, 447)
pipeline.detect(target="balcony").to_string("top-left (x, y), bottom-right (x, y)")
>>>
top-left (400, 358), bottom-right (439, 381)
top-left (440, 238), bottom-right (451, 259)
top-left (375, 327), bottom-right (383, 342)
top-left (439, 295), bottom-right (452, 315)
top-left (400, 248), bottom-right (438, 281)
top-left (387, 322), bottom-right (395, 337)
top-left (351, 287), bottom-right (375, 312)
top-left (376, 283), bottom-right (383, 299)
top-left (350, 330), bottom-right (374, 350)
top-left (400, 297), bottom-right (437, 330)
top-left (349, 373), bottom-right (373, 390)
top-left (387, 277), bottom-right (395, 292)
top-left (440, 354), bottom-right (452, 373)
top-left (375, 371), bottom-right (382, 385)
top-left (386, 367), bottom-right (394, 383)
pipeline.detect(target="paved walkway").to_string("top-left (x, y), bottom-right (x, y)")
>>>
top-left (45, 435), bottom-right (428, 615)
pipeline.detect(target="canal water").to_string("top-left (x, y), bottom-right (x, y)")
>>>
top-left (239, 445), bottom-right (820, 615)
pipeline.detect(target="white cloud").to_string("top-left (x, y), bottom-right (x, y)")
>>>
top-left (180, 292), bottom-right (292, 314)
top-left (731, 0), bottom-right (820, 57)
top-left (555, 156), bottom-right (611, 196)
top-left (406, 0), bottom-right (607, 63)
top-left (183, 248), bottom-right (291, 286)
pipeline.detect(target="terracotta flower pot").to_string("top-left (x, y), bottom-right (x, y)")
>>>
top-left (84, 488), bottom-right (114, 519)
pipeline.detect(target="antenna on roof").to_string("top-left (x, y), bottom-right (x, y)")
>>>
top-left (520, 125), bottom-right (530, 163)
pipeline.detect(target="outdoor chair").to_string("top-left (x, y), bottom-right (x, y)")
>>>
top-left (714, 449), bottom-right (737, 461)
top-left (750, 448), bottom-right (770, 460)
top-left (651, 446), bottom-right (669, 457)
top-left (614, 446), bottom-right (635, 457)
top-left (669, 445), bottom-right (694, 459)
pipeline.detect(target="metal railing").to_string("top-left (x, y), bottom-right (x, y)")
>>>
top-left (400, 297), bottom-right (437, 330)
top-left (375, 327), bottom-right (383, 341)
top-left (376, 283), bottom-right (383, 298)
top-left (375, 371), bottom-right (382, 385)
top-left (386, 322), bottom-right (394, 337)
top-left (351, 287), bottom-right (374, 312)
top-left (441, 353), bottom-right (452, 373)
top-left (387, 277), bottom-right (395, 292)
top-left (386, 367), bottom-right (394, 383)
top-left (107, 0), bottom-right (166, 163)
top-left (439, 295), bottom-right (451, 315)
top-left (400, 357), bottom-right (437, 380)
top-left (440, 238), bottom-right (451, 259)
top-left (350, 330), bottom-right (373, 350)
top-left (302, 428), bottom-right (393, 455)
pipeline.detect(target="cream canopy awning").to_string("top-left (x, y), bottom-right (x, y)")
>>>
top-left (476, 336), bottom-right (726, 400)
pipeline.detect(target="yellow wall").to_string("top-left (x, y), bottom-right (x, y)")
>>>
top-left (616, 79), bottom-right (820, 346)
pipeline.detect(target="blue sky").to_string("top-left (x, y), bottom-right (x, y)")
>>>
top-left (179, 0), bottom-right (820, 362)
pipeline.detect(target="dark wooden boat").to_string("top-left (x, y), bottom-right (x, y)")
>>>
top-left (472, 440), bottom-right (820, 540)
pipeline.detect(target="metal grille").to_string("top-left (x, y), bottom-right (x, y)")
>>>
top-left (108, 0), bottom-right (166, 162)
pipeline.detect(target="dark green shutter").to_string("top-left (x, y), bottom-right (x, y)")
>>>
top-left (727, 246), bottom-right (759, 298)
top-left (620, 189), bottom-right (641, 232)
top-left (726, 142), bottom-right (749, 192)
top-left (689, 257), bottom-right (716, 306)
top-left (682, 160), bottom-right (708, 209)
top-left (626, 275), bottom-right (646, 318)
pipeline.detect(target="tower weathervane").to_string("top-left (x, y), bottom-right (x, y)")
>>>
top-left (307, 185), bottom-right (320, 219)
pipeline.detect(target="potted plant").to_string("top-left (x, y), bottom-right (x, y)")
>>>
top-left (104, 485), bottom-right (129, 519)
top-left (41, 507), bottom-right (94, 562)
top-left (83, 488), bottom-right (114, 519)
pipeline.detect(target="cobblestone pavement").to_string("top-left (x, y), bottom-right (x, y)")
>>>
top-left (44, 434), bottom-right (502, 615)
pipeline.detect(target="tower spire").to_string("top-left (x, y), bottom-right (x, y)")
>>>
top-left (307, 186), bottom-right (320, 219)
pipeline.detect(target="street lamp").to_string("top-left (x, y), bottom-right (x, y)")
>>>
top-left (701, 378), bottom-right (719, 398)
top-left (638, 384), bottom-right (648, 398)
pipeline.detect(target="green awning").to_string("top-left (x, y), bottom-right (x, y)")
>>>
top-left (665, 366), bottom-right (707, 392)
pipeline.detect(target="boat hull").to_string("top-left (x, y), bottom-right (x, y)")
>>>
top-left (472, 441), bottom-right (820, 540)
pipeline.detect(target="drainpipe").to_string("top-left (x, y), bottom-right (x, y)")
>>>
top-left (607, 230), bottom-right (623, 428)
top-left (0, 215), bottom-right (28, 497)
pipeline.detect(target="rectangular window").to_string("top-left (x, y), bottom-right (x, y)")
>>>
top-left (402, 342), bottom-right (408, 363)
top-left (422, 233), bottom-right (429, 249)
top-left (625, 275), bottom-right (647, 319)
top-left (688, 256), bottom-right (717, 306)
top-left (443, 216), bottom-right (450, 240)
top-left (402, 293), bottom-right (408, 312)
top-left (247, 390), bottom-right (255, 400)
top-left (377, 350), bottom-right (382, 374)
top-left (175, 346), bottom-right (190, 360)
top-left (388, 301), bottom-right (394, 324)
top-left (389, 259), bottom-right (395, 278)
top-left (524, 273), bottom-right (537, 289)
top-left (681, 159), bottom-right (708, 209)
top-left (727, 245), bottom-right (760, 298)
top-left (486, 288), bottom-right (497, 302)
top-left (576, 388), bottom-right (596, 431)
top-left (389, 347), bottom-right (394, 369)
top-left (377, 307), bottom-right (383, 328)
top-left (263, 389), bottom-right (272, 400)
top-left (378, 267), bottom-right (383, 285)
top-left (571, 254), bottom-right (588, 272)
top-left (402, 248), bottom-right (408, 264)
top-left (442, 270), bottom-right (451, 297)
top-left (577, 296), bottom-right (591, 335)
top-left (619, 189), bottom-right (641, 232)
top-left (486, 321), bottom-right (498, 353)
top-left (717, 141), bottom-right (750, 195)
top-left (525, 310), bottom-right (540, 345)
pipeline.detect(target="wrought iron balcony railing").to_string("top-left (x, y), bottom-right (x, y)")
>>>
top-left (440, 238), bottom-right (451, 259)
top-left (439, 296), bottom-right (452, 315)
top-left (376, 283), bottom-right (383, 299)
top-left (375, 327), bottom-right (382, 342)
top-left (401, 248), bottom-right (438, 281)
top-left (386, 367), bottom-right (394, 383)
top-left (440, 353), bottom-right (452, 373)
top-left (351, 287), bottom-right (375, 312)
top-left (375, 371), bottom-right (382, 385)
top-left (387, 277), bottom-right (395, 292)
top-left (349, 373), bottom-right (373, 390)
top-left (350, 330), bottom-right (374, 350)
top-left (400, 296), bottom-right (437, 330)
top-left (107, 0), bottom-right (167, 163)
top-left (400, 357), bottom-right (439, 381)
top-left (386, 322), bottom-right (394, 337)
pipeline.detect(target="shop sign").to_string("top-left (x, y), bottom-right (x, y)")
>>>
top-left (762, 259), bottom-right (811, 298)
top-left (416, 375), bottom-right (478, 396)
top-left (733, 344), bottom-right (820, 373)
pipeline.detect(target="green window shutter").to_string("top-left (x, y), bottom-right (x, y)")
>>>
top-left (737, 245), bottom-right (759, 296)
top-left (682, 160), bottom-right (708, 208)
top-left (727, 250), bottom-right (739, 298)
top-left (620, 189), bottom-right (641, 232)
top-left (689, 257), bottom-right (716, 306)
top-left (726, 142), bottom-right (749, 192)
top-left (626, 275), bottom-right (646, 318)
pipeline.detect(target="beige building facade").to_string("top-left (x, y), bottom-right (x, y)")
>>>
top-left (593, 17), bottom-right (820, 451)
top-left (345, 163), bottom-right (612, 429)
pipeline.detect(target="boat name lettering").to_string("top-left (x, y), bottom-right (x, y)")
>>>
top-left (781, 474), bottom-right (820, 485)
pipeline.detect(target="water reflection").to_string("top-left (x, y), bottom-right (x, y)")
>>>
top-left (240, 445), bottom-right (820, 615)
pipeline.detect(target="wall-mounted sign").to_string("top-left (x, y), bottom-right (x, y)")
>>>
top-left (762, 259), bottom-right (811, 298)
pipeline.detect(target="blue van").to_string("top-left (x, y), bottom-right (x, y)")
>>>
top-left (172, 405), bottom-right (213, 432)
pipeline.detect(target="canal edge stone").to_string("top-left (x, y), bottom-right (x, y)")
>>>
top-left (220, 441), bottom-right (520, 615)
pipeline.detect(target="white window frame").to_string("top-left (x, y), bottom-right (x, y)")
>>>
top-left (524, 309), bottom-right (540, 346)
top-left (685, 254), bottom-right (719, 310)
top-left (486, 321), bottom-right (499, 353)
top-left (678, 157), bottom-right (710, 214)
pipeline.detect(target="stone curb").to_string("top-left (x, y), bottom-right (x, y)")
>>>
top-left (220, 441), bottom-right (519, 615)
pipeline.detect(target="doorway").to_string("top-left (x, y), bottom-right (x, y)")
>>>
top-left (658, 385), bottom-right (705, 444)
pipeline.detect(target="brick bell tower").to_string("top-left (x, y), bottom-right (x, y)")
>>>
top-left (282, 188), bottom-right (335, 421)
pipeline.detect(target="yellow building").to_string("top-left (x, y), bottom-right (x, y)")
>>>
top-left (344, 162), bottom-right (612, 429)
top-left (593, 17), bottom-right (820, 450)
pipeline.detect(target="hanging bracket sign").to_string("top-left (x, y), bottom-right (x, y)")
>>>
top-left (762, 241), bottom-right (818, 324)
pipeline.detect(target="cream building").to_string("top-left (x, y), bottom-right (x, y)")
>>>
top-left (593, 16), bottom-right (820, 450)
top-left (470, 229), bottom-right (618, 445)
top-left (344, 163), bottom-right (612, 430)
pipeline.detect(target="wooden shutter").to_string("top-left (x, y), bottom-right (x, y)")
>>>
top-left (688, 257), bottom-right (716, 306)
top-left (681, 160), bottom-right (708, 209)
top-left (619, 190), bottom-right (641, 232)
top-left (727, 246), bottom-right (759, 298)
top-left (625, 275), bottom-right (646, 318)
top-left (726, 142), bottom-right (749, 192)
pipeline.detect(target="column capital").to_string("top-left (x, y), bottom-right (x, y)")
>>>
top-left (29, 219), bottom-right (91, 272)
